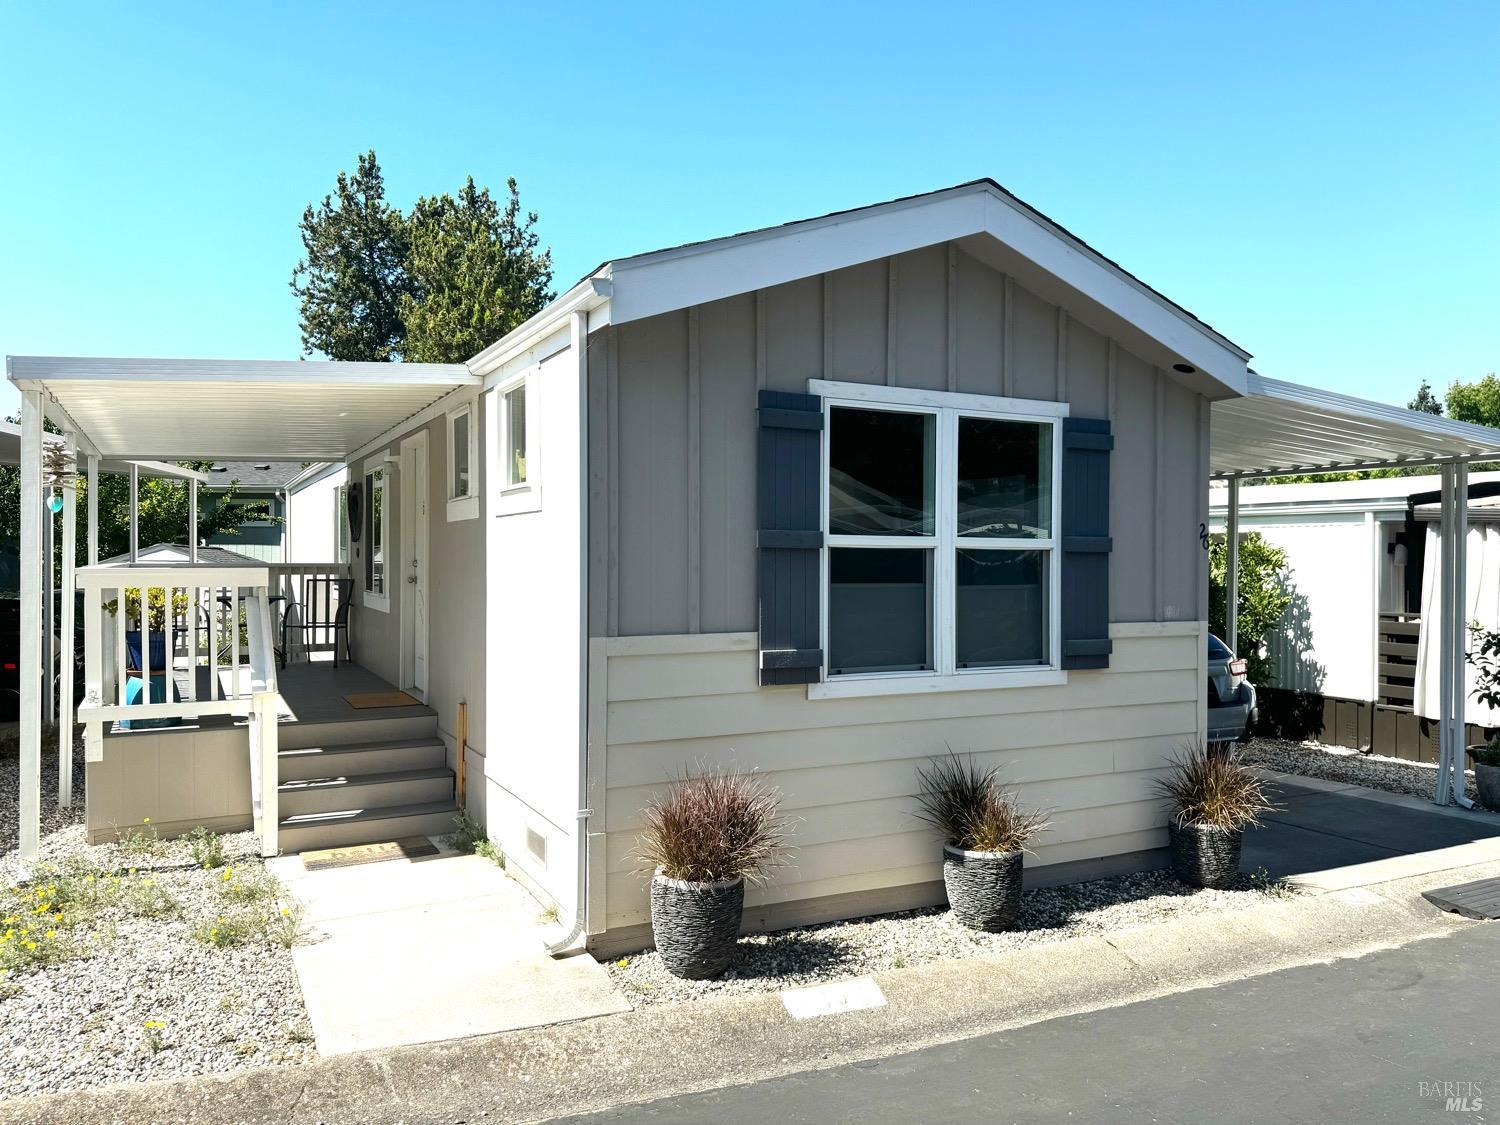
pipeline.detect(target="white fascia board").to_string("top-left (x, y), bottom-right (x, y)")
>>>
top-left (604, 183), bottom-right (1251, 398)
top-left (1250, 374), bottom-right (1500, 455)
top-left (124, 460), bottom-right (212, 484)
top-left (464, 275), bottom-right (611, 380)
top-left (285, 461), bottom-right (343, 493)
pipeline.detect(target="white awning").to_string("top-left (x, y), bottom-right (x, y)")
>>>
top-left (6, 356), bottom-right (477, 461)
top-left (1211, 373), bottom-right (1500, 479)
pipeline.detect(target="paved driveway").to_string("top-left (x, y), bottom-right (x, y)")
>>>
top-left (1243, 773), bottom-right (1500, 883)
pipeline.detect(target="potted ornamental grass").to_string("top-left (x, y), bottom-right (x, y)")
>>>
top-left (1466, 740), bottom-right (1500, 812)
top-left (636, 766), bottom-right (790, 980)
top-left (1156, 744), bottom-right (1273, 889)
top-left (915, 752), bottom-right (1049, 932)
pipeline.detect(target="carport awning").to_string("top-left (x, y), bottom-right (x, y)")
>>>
top-left (1211, 373), bottom-right (1500, 480)
top-left (5, 356), bottom-right (478, 461)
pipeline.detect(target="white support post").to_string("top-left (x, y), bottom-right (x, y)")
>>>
top-left (1449, 462), bottom-right (1474, 808)
top-left (43, 487), bottom-right (54, 727)
top-left (86, 454), bottom-right (98, 566)
top-left (1437, 464), bottom-right (1453, 805)
top-left (18, 390), bottom-right (43, 864)
top-left (1225, 478), bottom-right (1240, 656)
top-left (59, 434), bottom-right (77, 806)
top-left (189, 479), bottom-right (198, 564)
top-left (129, 463), bottom-right (139, 564)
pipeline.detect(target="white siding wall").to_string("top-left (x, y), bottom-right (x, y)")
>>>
top-left (483, 341), bottom-right (585, 909)
top-left (286, 466), bottom-right (346, 563)
top-left (1251, 516), bottom-right (1377, 701)
top-left (598, 623), bottom-right (1202, 936)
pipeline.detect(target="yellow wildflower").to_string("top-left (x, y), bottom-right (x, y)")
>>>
top-left (44, 930), bottom-right (56, 940)
top-left (142, 818), bottom-right (151, 825)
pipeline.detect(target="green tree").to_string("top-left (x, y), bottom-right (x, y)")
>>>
top-left (290, 150), bottom-right (413, 361)
top-left (1208, 531), bottom-right (1292, 686)
top-left (402, 177), bottom-right (554, 363)
top-left (1443, 372), bottom-right (1500, 428)
top-left (1408, 380), bottom-right (1443, 415)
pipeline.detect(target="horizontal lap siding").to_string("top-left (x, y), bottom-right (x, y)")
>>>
top-left (600, 627), bottom-right (1200, 931)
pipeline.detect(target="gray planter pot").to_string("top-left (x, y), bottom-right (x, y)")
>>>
top-left (1474, 762), bottom-right (1500, 813)
top-left (649, 873), bottom-right (745, 980)
top-left (1168, 818), bottom-right (1243, 889)
top-left (942, 845), bottom-right (1024, 932)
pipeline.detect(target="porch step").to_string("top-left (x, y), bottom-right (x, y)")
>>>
top-left (278, 738), bottom-right (447, 782)
top-left (277, 711), bottom-right (439, 752)
top-left (277, 800), bottom-right (460, 854)
top-left (277, 767), bottom-right (455, 818)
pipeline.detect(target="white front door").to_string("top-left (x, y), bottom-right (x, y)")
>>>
top-left (400, 431), bottom-right (429, 698)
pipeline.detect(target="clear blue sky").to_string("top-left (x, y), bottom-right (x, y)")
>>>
top-left (2, 1), bottom-right (1495, 420)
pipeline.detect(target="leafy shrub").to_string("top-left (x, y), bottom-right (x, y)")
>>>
top-left (449, 810), bottom-right (486, 854)
top-left (115, 818), bottom-right (167, 863)
top-left (187, 827), bottom-right (229, 870)
top-left (636, 767), bottom-right (790, 884)
top-left (474, 839), bottom-right (505, 868)
top-left (914, 751), bottom-right (1049, 854)
top-left (120, 875), bottom-right (181, 919)
top-left (1471, 740), bottom-right (1500, 769)
top-left (192, 911), bottom-right (261, 949)
top-left (1155, 744), bottom-right (1274, 831)
top-left (1208, 531), bottom-right (1292, 685)
top-left (216, 866), bottom-right (279, 905)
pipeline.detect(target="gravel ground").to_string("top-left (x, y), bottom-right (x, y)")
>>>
top-left (0, 736), bottom-right (314, 1099)
top-left (605, 868), bottom-right (1295, 1008)
top-left (1241, 736), bottom-right (1488, 807)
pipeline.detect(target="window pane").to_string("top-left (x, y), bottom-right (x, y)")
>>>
top-left (452, 411), bottom-right (470, 497)
top-left (828, 548), bottom-right (933, 674)
top-left (955, 549), bottom-right (1046, 668)
top-left (957, 418), bottom-right (1051, 538)
top-left (506, 385), bottom-right (527, 486)
top-left (829, 407), bottom-right (934, 536)
top-left (367, 471), bottom-right (384, 595)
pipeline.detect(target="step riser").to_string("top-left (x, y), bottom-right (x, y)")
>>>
top-left (279, 775), bottom-right (454, 817)
top-left (278, 742), bottom-right (446, 781)
top-left (278, 714), bottom-right (438, 752)
top-left (279, 810), bottom-right (459, 853)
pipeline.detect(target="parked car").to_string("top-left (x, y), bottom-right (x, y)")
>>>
top-left (0, 593), bottom-right (85, 722)
top-left (1207, 633), bottom-right (1257, 744)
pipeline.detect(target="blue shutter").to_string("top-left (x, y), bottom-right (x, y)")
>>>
top-left (758, 390), bottom-right (823, 686)
top-left (1060, 417), bottom-right (1113, 670)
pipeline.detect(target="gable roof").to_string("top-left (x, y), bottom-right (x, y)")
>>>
top-left (469, 179), bottom-right (1252, 399)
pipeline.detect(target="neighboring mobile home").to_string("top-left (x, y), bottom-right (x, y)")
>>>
top-left (13, 180), bottom-right (1500, 956)
top-left (1208, 473), bottom-right (1500, 759)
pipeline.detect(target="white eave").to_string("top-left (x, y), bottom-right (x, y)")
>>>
top-left (1211, 373), bottom-right (1500, 480)
top-left (596, 180), bottom-right (1252, 399)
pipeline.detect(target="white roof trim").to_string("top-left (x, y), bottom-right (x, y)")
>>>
top-left (6, 355), bottom-right (471, 385)
top-left (599, 181), bottom-right (1251, 397)
top-left (1211, 373), bottom-right (1500, 479)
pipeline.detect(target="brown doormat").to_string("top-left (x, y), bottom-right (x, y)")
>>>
top-left (301, 837), bottom-right (440, 871)
top-left (343, 690), bottom-right (422, 709)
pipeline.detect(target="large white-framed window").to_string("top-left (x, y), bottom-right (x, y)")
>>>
top-left (808, 380), bottom-right (1067, 700)
top-left (491, 368), bottom-right (540, 517)
top-left (362, 457), bottom-right (390, 613)
top-left (446, 400), bottom-right (480, 521)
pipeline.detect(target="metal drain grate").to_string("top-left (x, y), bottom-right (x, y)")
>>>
top-left (1423, 876), bottom-right (1500, 920)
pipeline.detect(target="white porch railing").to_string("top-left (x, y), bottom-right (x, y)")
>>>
top-left (75, 564), bottom-right (282, 857)
top-left (268, 562), bottom-right (353, 662)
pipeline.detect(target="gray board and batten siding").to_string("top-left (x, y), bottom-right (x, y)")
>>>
top-left (583, 241), bottom-right (1210, 948)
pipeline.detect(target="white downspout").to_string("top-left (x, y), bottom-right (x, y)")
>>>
top-left (59, 433), bottom-right (76, 807)
top-left (189, 478), bottom-right (198, 564)
top-left (1449, 461), bottom-right (1474, 808)
top-left (129, 463), bottom-right (139, 563)
top-left (548, 308), bottom-right (593, 957)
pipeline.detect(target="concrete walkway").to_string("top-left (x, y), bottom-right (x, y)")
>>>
top-left (1245, 771), bottom-right (1500, 890)
top-left (266, 846), bottom-right (628, 1055)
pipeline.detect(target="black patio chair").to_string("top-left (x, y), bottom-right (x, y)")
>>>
top-left (280, 576), bottom-right (353, 668)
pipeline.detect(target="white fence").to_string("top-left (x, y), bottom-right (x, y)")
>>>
top-left (75, 564), bottom-right (281, 856)
top-left (268, 563), bottom-right (352, 662)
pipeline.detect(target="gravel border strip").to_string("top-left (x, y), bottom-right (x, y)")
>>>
top-left (1240, 737), bottom-right (1490, 809)
top-left (0, 741), bottom-right (315, 1099)
top-left (605, 867), bottom-right (1295, 1008)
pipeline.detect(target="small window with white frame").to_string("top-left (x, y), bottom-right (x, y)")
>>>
top-left (446, 401), bottom-right (479, 520)
top-left (811, 381), bottom-right (1065, 698)
top-left (363, 462), bottom-right (389, 611)
top-left (491, 370), bottom-right (540, 517)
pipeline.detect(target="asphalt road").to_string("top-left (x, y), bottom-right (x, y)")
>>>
top-left (553, 921), bottom-right (1500, 1124)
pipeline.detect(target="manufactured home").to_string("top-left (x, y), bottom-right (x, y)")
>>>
top-left (12, 180), bottom-right (1500, 955)
top-left (1209, 473), bottom-right (1500, 759)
